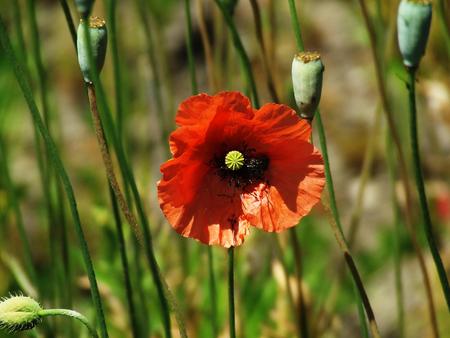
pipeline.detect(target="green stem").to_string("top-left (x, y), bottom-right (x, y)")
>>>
top-left (80, 19), bottom-right (184, 338)
top-left (286, 1), bottom-right (380, 335)
top-left (108, 184), bottom-right (140, 338)
top-left (214, 0), bottom-right (260, 107)
top-left (436, 0), bottom-right (450, 56)
top-left (134, 0), bottom-right (166, 139)
top-left (249, 0), bottom-right (279, 102)
top-left (228, 247), bottom-right (236, 338)
top-left (38, 309), bottom-right (98, 338)
top-left (184, 2), bottom-right (218, 334)
top-left (407, 67), bottom-right (450, 310)
top-left (0, 16), bottom-right (109, 338)
top-left (289, 229), bottom-right (309, 338)
top-left (58, 0), bottom-right (77, 49)
top-left (207, 247), bottom-right (219, 337)
top-left (106, 0), bottom-right (125, 139)
top-left (386, 133), bottom-right (405, 338)
top-left (287, 0), bottom-right (305, 51)
top-left (357, 0), bottom-right (440, 335)
top-left (184, 0), bottom-right (198, 94)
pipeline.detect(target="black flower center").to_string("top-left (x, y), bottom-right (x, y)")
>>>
top-left (213, 147), bottom-right (269, 188)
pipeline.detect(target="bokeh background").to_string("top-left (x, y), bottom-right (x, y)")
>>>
top-left (0, 0), bottom-right (449, 337)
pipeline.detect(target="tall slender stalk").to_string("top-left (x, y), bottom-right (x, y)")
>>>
top-left (184, 2), bottom-right (218, 334)
top-left (195, 0), bottom-right (217, 92)
top-left (87, 83), bottom-right (141, 338)
top-left (436, 0), bottom-right (450, 56)
top-left (228, 247), bottom-right (236, 338)
top-left (407, 67), bottom-right (450, 310)
top-left (214, 0), bottom-right (260, 107)
top-left (58, 0), bottom-right (77, 49)
top-left (248, 0), bottom-right (279, 102)
top-left (39, 309), bottom-right (98, 338)
top-left (184, 0), bottom-right (198, 94)
top-left (0, 16), bottom-right (109, 338)
top-left (108, 184), bottom-right (140, 338)
top-left (80, 19), bottom-right (186, 337)
top-left (289, 229), bottom-right (309, 338)
top-left (106, 0), bottom-right (125, 139)
top-left (357, 0), bottom-right (441, 333)
top-left (287, 1), bottom-right (380, 337)
top-left (386, 133), bottom-right (405, 338)
top-left (207, 247), bottom-right (219, 337)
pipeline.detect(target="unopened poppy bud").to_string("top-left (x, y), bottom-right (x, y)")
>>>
top-left (0, 296), bottom-right (42, 333)
top-left (75, 0), bottom-right (95, 19)
top-left (77, 17), bottom-right (107, 84)
top-left (291, 51), bottom-right (324, 120)
top-left (397, 0), bottom-right (432, 68)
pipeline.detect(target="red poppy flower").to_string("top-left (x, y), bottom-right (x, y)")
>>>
top-left (158, 92), bottom-right (325, 247)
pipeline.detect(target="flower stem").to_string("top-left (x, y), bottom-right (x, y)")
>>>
top-left (407, 67), bottom-right (450, 310)
top-left (38, 309), bottom-right (98, 338)
top-left (80, 19), bottom-right (184, 338)
top-left (86, 83), bottom-right (143, 245)
top-left (249, 0), bottom-right (279, 102)
top-left (214, 0), bottom-right (260, 107)
top-left (386, 133), bottom-right (405, 338)
top-left (184, 0), bottom-right (198, 94)
top-left (0, 16), bottom-right (109, 338)
top-left (106, 0), bottom-right (125, 140)
top-left (108, 184), bottom-right (140, 338)
top-left (286, 1), bottom-right (381, 335)
top-left (58, 0), bottom-right (77, 49)
top-left (356, 0), bottom-right (441, 334)
top-left (228, 247), bottom-right (236, 338)
top-left (184, 2), bottom-right (218, 334)
top-left (289, 229), bottom-right (309, 338)
top-left (207, 247), bottom-right (219, 337)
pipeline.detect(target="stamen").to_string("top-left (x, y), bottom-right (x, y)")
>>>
top-left (225, 150), bottom-right (245, 171)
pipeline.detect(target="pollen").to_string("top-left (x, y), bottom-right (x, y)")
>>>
top-left (225, 150), bottom-right (245, 171)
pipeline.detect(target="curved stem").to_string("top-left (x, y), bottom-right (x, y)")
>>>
top-left (214, 0), bottom-right (260, 107)
top-left (356, 0), bottom-right (441, 334)
top-left (38, 309), bottom-right (98, 338)
top-left (0, 17), bottom-right (109, 338)
top-left (228, 247), bottom-right (236, 338)
top-left (407, 67), bottom-right (450, 310)
top-left (81, 19), bottom-right (182, 338)
top-left (86, 83), bottom-right (143, 244)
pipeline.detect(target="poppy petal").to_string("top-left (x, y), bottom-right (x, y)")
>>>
top-left (158, 150), bottom-right (250, 247)
top-left (242, 139), bottom-right (325, 232)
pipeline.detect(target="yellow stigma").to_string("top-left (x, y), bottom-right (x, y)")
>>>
top-left (225, 150), bottom-right (245, 171)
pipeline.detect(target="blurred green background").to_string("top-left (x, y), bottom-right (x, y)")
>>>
top-left (0, 0), bottom-right (449, 337)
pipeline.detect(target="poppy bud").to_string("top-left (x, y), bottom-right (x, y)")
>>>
top-left (0, 296), bottom-right (42, 333)
top-left (75, 0), bottom-right (95, 19)
top-left (77, 17), bottom-right (107, 84)
top-left (291, 51), bottom-right (324, 120)
top-left (397, 0), bottom-right (432, 68)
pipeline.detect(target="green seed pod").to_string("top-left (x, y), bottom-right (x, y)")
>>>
top-left (77, 17), bottom-right (107, 84)
top-left (75, 0), bottom-right (95, 19)
top-left (0, 296), bottom-right (42, 333)
top-left (397, 0), bottom-right (432, 68)
top-left (291, 52), bottom-right (324, 120)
